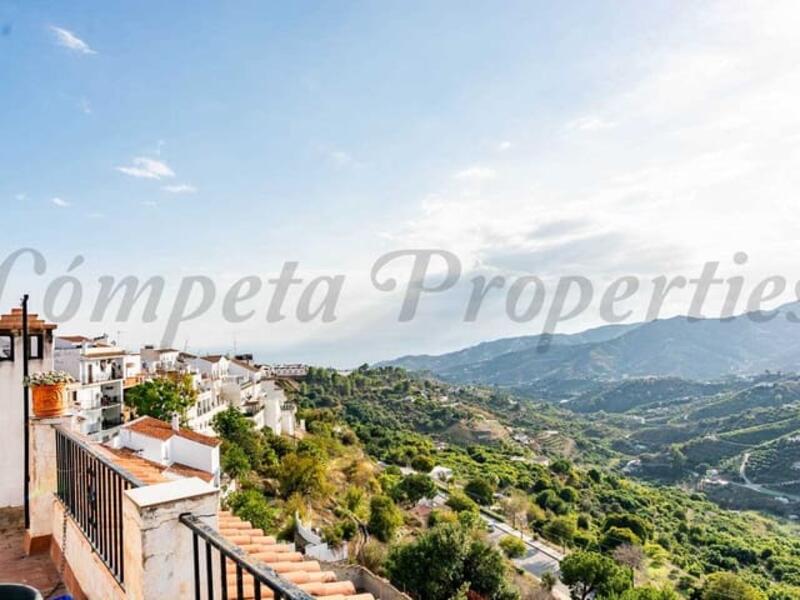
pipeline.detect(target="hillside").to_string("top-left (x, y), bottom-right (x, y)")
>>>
top-left (382, 303), bottom-right (800, 385)
top-left (283, 366), bottom-right (800, 599)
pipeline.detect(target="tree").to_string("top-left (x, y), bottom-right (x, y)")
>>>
top-left (226, 489), bottom-right (279, 534)
top-left (411, 454), bottom-right (435, 473)
top-left (126, 376), bottom-right (196, 422)
top-left (540, 571), bottom-right (558, 592)
top-left (702, 573), bottom-right (767, 600)
top-left (560, 551), bottom-right (632, 600)
top-left (213, 407), bottom-right (270, 472)
top-left (500, 492), bottom-right (530, 531)
top-left (603, 514), bottom-right (651, 541)
top-left (464, 477), bottom-right (495, 505)
top-left (613, 543), bottom-right (646, 572)
top-left (499, 535), bottom-right (526, 558)
top-left (602, 527), bottom-right (642, 551)
top-left (368, 495), bottom-right (404, 542)
top-left (619, 586), bottom-right (680, 600)
top-left (221, 443), bottom-right (251, 479)
top-left (398, 473), bottom-right (437, 504)
top-left (277, 453), bottom-right (328, 499)
top-left (385, 523), bottom-right (519, 600)
top-left (544, 516), bottom-right (577, 547)
top-left (447, 491), bottom-right (479, 514)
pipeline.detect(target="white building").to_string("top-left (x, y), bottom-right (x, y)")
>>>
top-left (55, 336), bottom-right (133, 441)
top-left (270, 364), bottom-right (308, 378)
top-left (140, 346), bottom-right (181, 373)
top-left (0, 308), bottom-right (57, 508)
top-left (112, 415), bottom-right (221, 486)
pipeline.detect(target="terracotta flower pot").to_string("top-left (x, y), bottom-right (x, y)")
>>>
top-left (31, 383), bottom-right (67, 418)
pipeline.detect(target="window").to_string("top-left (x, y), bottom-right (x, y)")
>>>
top-left (0, 335), bottom-right (12, 361)
top-left (28, 334), bottom-right (43, 360)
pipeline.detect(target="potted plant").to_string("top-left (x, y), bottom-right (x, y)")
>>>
top-left (24, 371), bottom-right (75, 418)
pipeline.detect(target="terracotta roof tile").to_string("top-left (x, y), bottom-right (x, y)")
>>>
top-left (0, 308), bottom-right (57, 332)
top-left (216, 511), bottom-right (374, 600)
top-left (125, 416), bottom-right (222, 447)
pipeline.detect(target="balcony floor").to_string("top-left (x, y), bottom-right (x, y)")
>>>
top-left (0, 507), bottom-right (66, 596)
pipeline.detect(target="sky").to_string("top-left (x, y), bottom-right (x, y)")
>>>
top-left (3, 1), bottom-right (800, 366)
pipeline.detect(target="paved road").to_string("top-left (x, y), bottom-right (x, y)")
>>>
top-left (481, 512), bottom-right (570, 600)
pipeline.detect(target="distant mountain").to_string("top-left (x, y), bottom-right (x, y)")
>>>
top-left (384, 323), bottom-right (639, 373)
top-left (381, 303), bottom-right (800, 385)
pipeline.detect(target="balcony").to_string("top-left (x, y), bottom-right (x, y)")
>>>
top-left (16, 417), bottom-right (349, 600)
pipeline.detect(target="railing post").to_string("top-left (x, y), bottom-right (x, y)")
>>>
top-left (25, 412), bottom-right (76, 554)
top-left (123, 478), bottom-right (219, 600)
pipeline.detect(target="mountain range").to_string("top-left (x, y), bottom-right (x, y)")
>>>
top-left (382, 302), bottom-right (800, 384)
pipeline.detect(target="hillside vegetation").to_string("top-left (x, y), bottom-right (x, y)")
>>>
top-left (280, 367), bottom-right (800, 599)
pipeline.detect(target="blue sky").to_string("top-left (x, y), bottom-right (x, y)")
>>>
top-left (3, 2), bottom-right (800, 365)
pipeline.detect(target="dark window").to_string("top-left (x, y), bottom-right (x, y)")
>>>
top-left (0, 335), bottom-right (13, 361)
top-left (28, 334), bottom-right (43, 360)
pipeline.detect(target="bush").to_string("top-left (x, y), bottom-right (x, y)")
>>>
top-left (447, 491), bottom-right (479, 514)
top-left (411, 454), bottom-right (435, 473)
top-left (226, 489), bottom-right (279, 534)
top-left (499, 535), bottom-right (527, 558)
top-left (464, 478), bottom-right (495, 505)
top-left (368, 495), bottom-right (404, 542)
top-left (544, 516), bottom-right (577, 546)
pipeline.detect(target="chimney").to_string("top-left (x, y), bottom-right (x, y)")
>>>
top-left (171, 413), bottom-right (180, 432)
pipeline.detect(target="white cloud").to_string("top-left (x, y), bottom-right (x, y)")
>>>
top-left (161, 183), bottom-right (197, 194)
top-left (49, 26), bottom-right (96, 55)
top-left (15, 193), bottom-right (26, 201)
top-left (453, 166), bottom-right (497, 181)
top-left (142, 200), bottom-right (158, 207)
top-left (116, 157), bottom-right (175, 180)
top-left (51, 197), bottom-right (70, 207)
top-left (495, 141), bottom-right (513, 152)
top-left (566, 115), bottom-right (616, 132)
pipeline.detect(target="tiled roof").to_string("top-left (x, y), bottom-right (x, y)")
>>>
top-left (230, 358), bottom-right (262, 373)
top-left (217, 511), bottom-right (373, 600)
top-left (125, 416), bottom-right (222, 447)
top-left (58, 335), bottom-right (91, 343)
top-left (0, 308), bottom-right (57, 332)
top-left (95, 446), bottom-right (167, 485)
top-left (97, 447), bottom-right (215, 483)
top-left (202, 354), bottom-right (224, 363)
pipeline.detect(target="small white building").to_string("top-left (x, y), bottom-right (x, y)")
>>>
top-left (0, 308), bottom-right (57, 508)
top-left (430, 466), bottom-right (453, 482)
top-left (113, 415), bottom-right (221, 486)
top-left (140, 346), bottom-right (181, 373)
top-left (271, 364), bottom-right (308, 378)
top-left (55, 336), bottom-right (129, 441)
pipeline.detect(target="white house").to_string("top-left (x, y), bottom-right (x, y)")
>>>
top-left (113, 415), bottom-right (221, 486)
top-left (228, 357), bottom-right (263, 385)
top-left (55, 336), bottom-right (128, 441)
top-left (0, 308), bottom-right (57, 508)
top-left (140, 346), bottom-right (181, 373)
top-left (184, 354), bottom-right (230, 380)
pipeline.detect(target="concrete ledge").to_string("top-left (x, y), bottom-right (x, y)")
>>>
top-left (23, 531), bottom-right (51, 555)
top-left (125, 477), bottom-right (215, 508)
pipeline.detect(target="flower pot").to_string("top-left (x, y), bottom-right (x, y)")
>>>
top-left (31, 383), bottom-right (67, 418)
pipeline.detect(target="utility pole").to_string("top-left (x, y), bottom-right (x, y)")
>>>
top-left (21, 294), bottom-right (30, 530)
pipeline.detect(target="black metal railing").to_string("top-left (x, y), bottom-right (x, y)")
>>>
top-left (180, 513), bottom-right (315, 600)
top-left (55, 427), bottom-right (144, 586)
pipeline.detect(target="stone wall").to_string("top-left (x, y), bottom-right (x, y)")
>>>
top-left (323, 563), bottom-right (411, 600)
